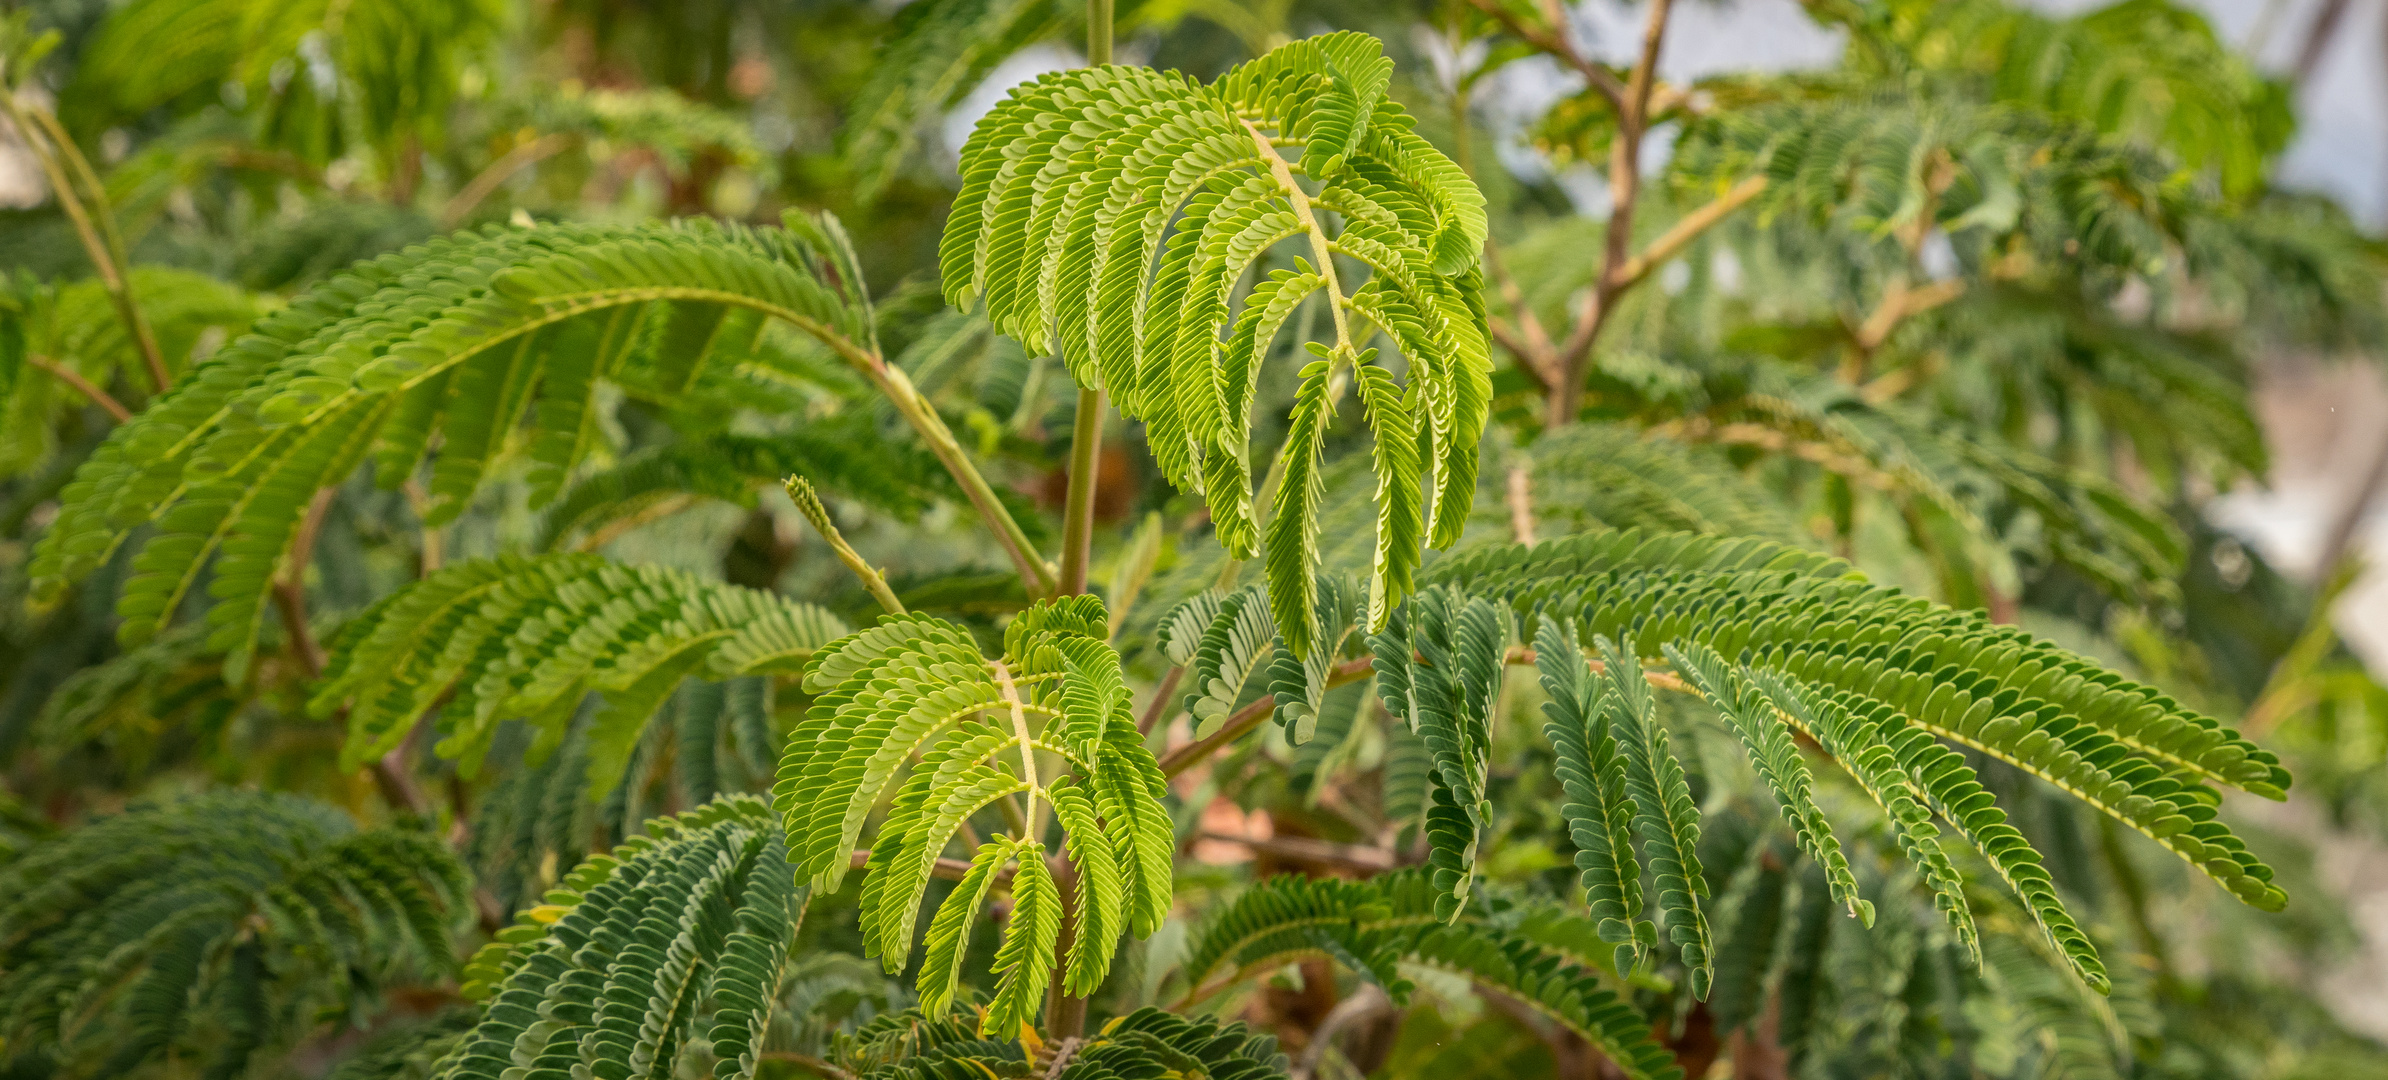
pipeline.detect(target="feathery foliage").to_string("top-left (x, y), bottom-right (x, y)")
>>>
top-left (1838, 0), bottom-right (2292, 197)
top-left (1182, 871), bottom-right (1682, 1080)
top-left (69, 0), bottom-right (505, 167)
top-left (773, 595), bottom-right (1173, 1034)
top-left (0, 267), bottom-right (264, 476)
top-left (0, 792), bottom-right (467, 1078)
top-left (313, 553), bottom-right (844, 797)
top-left (940, 31), bottom-right (1491, 656)
top-left (440, 795), bottom-right (803, 1080)
top-left (845, 0), bottom-right (1060, 201)
top-left (27, 214), bottom-right (876, 678)
top-left (1360, 526), bottom-right (2292, 995)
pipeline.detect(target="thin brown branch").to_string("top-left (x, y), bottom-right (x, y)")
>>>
top-left (1622, 0), bottom-right (1674, 128)
top-left (1295, 983), bottom-right (1394, 1080)
top-left (1044, 852), bottom-right (1088, 1038)
top-left (402, 479), bottom-right (443, 576)
top-left (1159, 656), bottom-right (1374, 778)
top-left (2315, 427), bottom-right (2388, 581)
top-left (1195, 832), bottom-right (1400, 873)
top-left (441, 132), bottom-right (573, 229)
top-left (1506, 463), bottom-right (1538, 546)
top-left (2, 99), bottom-right (168, 393)
top-left (1137, 665), bottom-right (1184, 735)
top-left (27, 353), bottom-right (131, 421)
top-left (373, 711), bottom-right (437, 818)
top-left (1607, 174), bottom-right (1769, 293)
top-left (1545, 0), bottom-right (1686, 429)
top-left (1485, 242), bottom-right (1563, 388)
top-left (1553, 173), bottom-right (1763, 392)
top-left (1845, 278), bottom-right (1965, 382)
top-left (1464, 0), bottom-right (1626, 109)
top-left (849, 847), bottom-right (983, 882)
top-left (271, 486), bottom-right (339, 680)
top-left (28, 107), bottom-right (168, 392)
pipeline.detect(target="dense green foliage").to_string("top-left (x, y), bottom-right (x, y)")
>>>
top-left (2, 0), bottom-right (2385, 1077)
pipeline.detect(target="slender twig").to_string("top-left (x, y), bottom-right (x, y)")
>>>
top-left (2314, 427), bottom-right (2388, 580)
top-left (441, 132), bottom-right (573, 228)
top-left (1296, 984), bottom-right (1394, 1080)
top-left (1137, 665), bottom-right (1184, 735)
top-left (1196, 832), bottom-right (1400, 873)
top-left (1159, 656), bottom-right (1374, 778)
top-left (574, 493), bottom-right (696, 552)
top-left (1462, 0), bottom-right (1626, 109)
top-left (403, 479), bottom-right (443, 576)
top-left (1845, 278), bottom-right (1964, 383)
top-left (1608, 174), bottom-right (1768, 293)
top-left (1043, 852), bottom-right (1088, 1038)
top-left (1, 96), bottom-right (168, 392)
top-left (272, 483), bottom-right (434, 818)
top-left (271, 487), bottom-right (339, 680)
top-left (785, 476), bottom-right (907, 615)
top-left (1056, 388), bottom-right (1105, 595)
top-left (27, 354), bottom-right (131, 421)
top-left (1485, 243), bottom-right (1562, 389)
top-left (1545, 0), bottom-right (1683, 428)
top-left (374, 711), bottom-right (437, 818)
top-left (1506, 462), bottom-right (1538, 545)
top-left (833, 338), bottom-right (1055, 594)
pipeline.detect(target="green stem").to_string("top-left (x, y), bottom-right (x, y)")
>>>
top-left (866, 357), bottom-right (1057, 595)
top-left (1087, 0), bottom-right (1114, 64)
top-left (991, 659), bottom-right (1043, 841)
top-left (1057, 388), bottom-right (1104, 595)
top-left (3, 95), bottom-right (168, 393)
top-left (785, 476), bottom-right (908, 616)
top-left (1056, 0), bottom-right (1116, 598)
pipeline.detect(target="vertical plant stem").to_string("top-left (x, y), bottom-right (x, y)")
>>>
top-left (1058, 389), bottom-right (1105, 594)
top-left (852, 348), bottom-right (1055, 594)
top-left (1087, 0), bottom-right (1114, 64)
top-left (1546, 0), bottom-right (1675, 428)
top-left (1057, 0), bottom-right (1116, 599)
top-left (1042, 0), bottom-right (1118, 1039)
top-left (9, 101), bottom-right (169, 392)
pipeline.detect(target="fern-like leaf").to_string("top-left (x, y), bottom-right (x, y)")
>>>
top-left (1533, 618), bottom-right (1655, 973)
top-left (1369, 526), bottom-right (2289, 995)
top-left (1591, 634), bottom-right (1714, 999)
top-left (1183, 872), bottom-right (1681, 1080)
top-left (773, 595), bottom-right (1171, 1034)
top-left (1751, 670), bottom-right (1981, 968)
top-left (1370, 586), bottom-right (1508, 921)
top-left (1666, 638), bottom-right (1869, 925)
top-left (440, 795), bottom-right (801, 1080)
top-left (0, 793), bottom-right (466, 1079)
top-left (939, 32), bottom-right (1490, 654)
top-left (314, 553), bottom-right (843, 797)
top-left (28, 215), bottom-right (877, 680)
